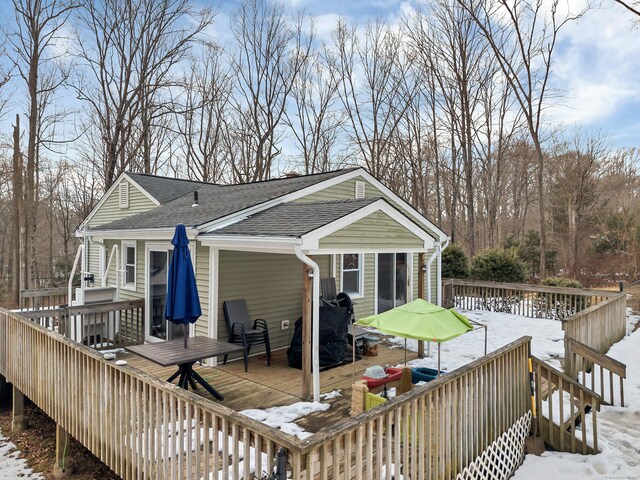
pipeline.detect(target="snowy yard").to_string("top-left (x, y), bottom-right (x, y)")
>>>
top-left (514, 323), bottom-right (640, 479)
top-left (0, 432), bottom-right (43, 479)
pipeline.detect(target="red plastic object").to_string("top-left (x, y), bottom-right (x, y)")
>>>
top-left (362, 367), bottom-right (403, 389)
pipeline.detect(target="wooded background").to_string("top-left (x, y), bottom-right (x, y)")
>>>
top-left (1, 0), bottom-right (639, 303)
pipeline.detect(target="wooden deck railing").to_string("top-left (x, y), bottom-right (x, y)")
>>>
top-left (14, 300), bottom-right (145, 350)
top-left (444, 279), bottom-right (617, 320)
top-left (0, 307), bottom-right (536, 479)
top-left (562, 293), bottom-right (627, 361)
top-left (443, 279), bottom-right (627, 367)
top-left (63, 299), bottom-right (145, 349)
top-left (565, 337), bottom-right (626, 407)
top-left (19, 287), bottom-right (68, 310)
top-left (0, 308), bottom-right (299, 480)
top-left (290, 337), bottom-right (532, 479)
top-left (531, 356), bottom-right (600, 454)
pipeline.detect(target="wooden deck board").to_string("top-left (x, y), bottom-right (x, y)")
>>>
top-left (122, 337), bottom-right (413, 433)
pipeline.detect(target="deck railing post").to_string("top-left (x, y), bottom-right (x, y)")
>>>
top-left (12, 385), bottom-right (27, 432)
top-left (54, 423), bottom-right (74, 477)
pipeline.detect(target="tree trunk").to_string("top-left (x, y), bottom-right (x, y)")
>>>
top-left (11, 114), bottom-right (22, 306)
top-left (534, 140), bottom-right (547, 278)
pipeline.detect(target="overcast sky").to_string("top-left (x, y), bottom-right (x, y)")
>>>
top-left (1, 0), bottom-right (638, 153)
top-left (212, 0), bottom-right (640, 148)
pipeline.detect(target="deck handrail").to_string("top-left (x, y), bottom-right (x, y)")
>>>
top-left (287, 337), bottom-right (532, 479)
top-left (445, 279), bottom-right (627, 374)
top-left (0, 307), bottom-right (305, 479)
top-left (562, 292), bottom-right (627, 358)
top-left (566, 336), bottom-right (626, 406)
top-left (531, 356), bottom-right (600, 454)
top-left (299, 336), bottom-right (532, 450)
top-left (1, 305), bottom-right (538, 479)
top-left (443, 278), bottom-right (620, 298)
top-left (19, 287), bottom-right (68, 310)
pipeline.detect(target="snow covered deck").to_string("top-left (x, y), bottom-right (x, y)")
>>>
top-left (124, 340), bottom-right (410, 434)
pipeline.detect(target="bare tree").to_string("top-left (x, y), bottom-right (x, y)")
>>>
top-left (408, 1), bottom-right (497, 255)
top-left (175, 44), bottom-right (232, 183)
top-left (227, 0), bottom-right (312, 182)
top-left (549, 133), bottom-right (612, 277)
top-left (284, 43), bottom-right (346, 174)
top-left (332, 19), bottom-right (414, 180)
top-left (612, 0), bottom-right (640, 16)
top-left (73, 0), bottom-right (213, 188)
top-left (11, 115), bottom-right (22, 304)
top-left (9, 0), bottom-right (78, 289)
top-left (457, 0), bottom-right (585, 276)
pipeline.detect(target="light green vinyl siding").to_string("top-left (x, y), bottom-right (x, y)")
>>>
top-left (194, 243), bottom-right (209, 338)
top-left (301, 175), bottom-right (442, 241)
top-left (300, 180), bottom-right (356, 201)
top-left (319, 211), bottom-right (423, 250)
top-left (86, 240), bottom-right (104, 285)
top-left (87, 179), bottom-right (157, 228)
top-left (217, 251), bottom-right (333, 352)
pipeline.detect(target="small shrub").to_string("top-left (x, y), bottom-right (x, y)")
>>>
top-left (442, 244), bottom-right (469, 279)
top-left (541, 277), bottom-right (582, 289)
top-left (470, 248), bottom-right (526, 283)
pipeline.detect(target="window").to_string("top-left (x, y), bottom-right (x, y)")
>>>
top-left (341, 253), bottom-right (363, 297)
top-left (122, 241), bottom-right (136, 289)
top-left (377, 253), bottom-right (408, 313)
top-left (119, 182), bottom-right (129, 209)
top-left (355, 180), bottom-right (365, 199)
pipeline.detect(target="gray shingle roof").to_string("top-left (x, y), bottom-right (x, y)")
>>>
top-left (90, 169), bottom-right (358, 231)
top-left (127, 173), bottom-right (210, 204)
top-left (209, 198), bottom-right (381, 237)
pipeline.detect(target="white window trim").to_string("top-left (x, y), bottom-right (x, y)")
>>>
top-left (121, 241), bottom-right (137, 291)
top-left (340, 253), bottom-right (364, 299)
top-left (99, 243), bottom-right (106, 282)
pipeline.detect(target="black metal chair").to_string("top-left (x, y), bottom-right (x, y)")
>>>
top-left (222, 299), bottom-right (271, 372)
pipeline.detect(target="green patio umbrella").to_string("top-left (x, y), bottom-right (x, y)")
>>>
top-left (357, 298), bottom-right (480, 376)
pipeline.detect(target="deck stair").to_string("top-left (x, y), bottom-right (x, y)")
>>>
top-left (531, 356), bottom-right (601, 455)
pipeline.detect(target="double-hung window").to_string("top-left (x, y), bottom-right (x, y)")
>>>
top-left (341, 253), bottom-right (363, 297)
top-left (122, 241), bottom-right (136, 289)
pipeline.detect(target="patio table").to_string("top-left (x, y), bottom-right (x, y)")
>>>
top-left (127, 337), bottom-right (244, 400)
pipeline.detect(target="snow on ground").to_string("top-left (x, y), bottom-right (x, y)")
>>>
top-left (0, 431), bottom-right (43, 479)
top-left (384, 309), bottom-right (566, 371)
top-left (514, 315), bottom-right (640, 479)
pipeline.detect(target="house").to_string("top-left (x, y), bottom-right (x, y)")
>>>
top-left (76, 167), bottom-right (449, 399)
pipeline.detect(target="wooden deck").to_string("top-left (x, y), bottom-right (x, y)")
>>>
top-left (124, 337), bottom-right (410, 433)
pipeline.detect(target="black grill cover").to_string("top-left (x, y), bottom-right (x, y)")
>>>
top-left (287, 304), bottom-right (350, 369)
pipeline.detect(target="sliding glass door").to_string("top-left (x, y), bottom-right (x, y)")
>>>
top-left (147, 247), bottom-right (184, 342)
top-left (377, 253), bottom-right (408, 313)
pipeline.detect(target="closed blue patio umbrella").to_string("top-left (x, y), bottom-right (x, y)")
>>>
top-left (164, 224), bottom-right (201, 348)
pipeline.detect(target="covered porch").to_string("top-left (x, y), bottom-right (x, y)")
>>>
top-left (200, 197), bottom-right (439, 401)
